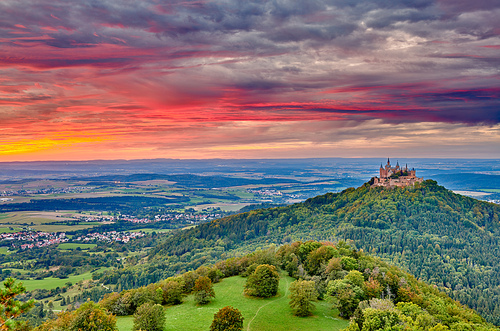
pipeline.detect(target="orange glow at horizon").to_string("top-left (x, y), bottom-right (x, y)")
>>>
top-left (0, 132), bottom-right (110, 156)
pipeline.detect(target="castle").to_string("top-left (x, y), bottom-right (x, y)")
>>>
top-left (372, 158), bottom-right (423, 188)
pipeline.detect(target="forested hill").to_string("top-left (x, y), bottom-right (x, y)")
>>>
top-left (102, 180), bottom-right (500, 324)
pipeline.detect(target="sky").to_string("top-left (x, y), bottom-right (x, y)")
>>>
top-left (1, 0), bottom-right (500, 161)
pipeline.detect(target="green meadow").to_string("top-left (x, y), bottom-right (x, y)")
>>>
top-left (21, 267), bottom-right (110, 291)
top-left (57, 243), bottom-right (97, 250)
top-left (116, 274), bottom-right (348, 331)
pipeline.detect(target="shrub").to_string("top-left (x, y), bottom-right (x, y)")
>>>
top-left (133, 302), bottom-right (165, 331)
top-left (193, 276), bottom-right (215, 305)
top-left (209, 306), bottom-right (244, 331)
top-left (244, 264), bottom-right (280, 298)
top-left (289, 280), bottom-right (318, 316)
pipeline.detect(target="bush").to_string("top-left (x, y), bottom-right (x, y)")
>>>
top-left (160, 279), bottom-right (184, 305)
top-left (289, 280), bottom-right (318, 316)
top-left (209, 306), bottom-right (244, 331)
top-left (193, 276), bottom-right (215, 305)
top-left (244, 264), bottom-right (280, 298)
top-left (133, 302), bottom-right (165, 331)
top-left (69, 301), bottom-right (117, 331)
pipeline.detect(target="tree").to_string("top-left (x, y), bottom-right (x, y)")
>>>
top-left (327, 278), bottom-right (365, 318)
top-left (0, 278), bottom-right (35, 330)
top-left (133, 303), bottom-right (165, 331)
top-left (193, 276), bottom-right (215, 305)
top-left (244, 264), bottom-right (279, 298)
top-left (160, 279), bottom-right (184, 305)
top-left (209, 306), bottom-right (243, 331)
top-left (69, 301), bottom-right (117, 331)
top-left (289, 280), bottom-right (318, 317)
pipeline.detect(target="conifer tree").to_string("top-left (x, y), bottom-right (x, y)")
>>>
top-left (0, 278), bottom-right (35, 330)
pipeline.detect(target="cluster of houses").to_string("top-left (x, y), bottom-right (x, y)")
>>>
top-left (74, 231), bottom-right (145, 243)
top-left (153, 212), bottom-right (223, 224)
top-left (1, 229), bottom-right (146, 250)
top-left (248, 189), bottom-right (283, 196)
top-left (1, 186), bottom-right (95, 196)
top-left (1, 231), bottom-right (68, 250)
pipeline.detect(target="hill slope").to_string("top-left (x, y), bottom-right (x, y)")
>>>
top-left (46, 241), bottom-right (498, 331)
top-left (100, 180), bottom-right (500, 324)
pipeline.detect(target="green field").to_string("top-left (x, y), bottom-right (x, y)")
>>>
top-left (0, 247), bottom-right (11, 254)
top-left (57, 243), bottom-right (97, 250)
top-left (0, 227), bottom-right (22, 233)
top-left (116, 275), bottom-right (348, 331)
top-left (21, 268), bottom-right (109, 291)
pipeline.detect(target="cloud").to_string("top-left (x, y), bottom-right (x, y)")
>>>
top-left (0, 0), bottom-right (499, 160)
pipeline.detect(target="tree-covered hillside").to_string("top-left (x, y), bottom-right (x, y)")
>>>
top-left (99, 180), bottom-right (500, 324)
top-left (38, 241), bottom-right (498, 331)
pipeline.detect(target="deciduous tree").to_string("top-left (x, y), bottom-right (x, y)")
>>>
top-left (289, 280), bottom-right (318, 316)
top-left (193, 276), bottom-right (215, 305)
top-left (133, 303), bottom-right (165, 331)
top-left (209, 306), bottom-right (243, 331)
top-left (244, 264), bottom-right (279, 298)
top-left (69, 301), bottom-right (117, 331)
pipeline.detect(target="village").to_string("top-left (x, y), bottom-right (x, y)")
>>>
top-left (1, 229), bottom-right (146, 250)
top-left (78, 211), bottom-right (224, 224)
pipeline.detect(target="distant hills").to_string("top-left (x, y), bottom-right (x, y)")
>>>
top-left (115, 179), bottom-right (500, 324)
top-left (431, 173), bottom-right (500, 191)
top-left (75, 173), bottom-right (300, 188)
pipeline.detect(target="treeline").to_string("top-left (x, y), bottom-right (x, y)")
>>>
top-left (0, 196), bottom-right (189, 213)
top-left (34, 241), bottom-right (498, 330)
top-left (100, 180), bottom-right (500, 324)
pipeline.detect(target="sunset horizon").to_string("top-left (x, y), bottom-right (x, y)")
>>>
top-left (1, 0), bottom-right (499, 161)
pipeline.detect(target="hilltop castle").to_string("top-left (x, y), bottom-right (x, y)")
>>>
top-left (372, 159), bottom-right (423, 188)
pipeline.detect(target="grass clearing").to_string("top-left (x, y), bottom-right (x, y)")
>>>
top-left (0, 227), bottom-right (22, 233)
top-left (57, 243), bottom-right (97, 250)
top-left (21, 267), bottom-right (110, 291)
top-left (32, 223), bottom-right (96, 232)
top-left (116, 274), bottom-right (348, 331)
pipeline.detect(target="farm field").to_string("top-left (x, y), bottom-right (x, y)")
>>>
top-left (116, 274), bottom-right (348, 331)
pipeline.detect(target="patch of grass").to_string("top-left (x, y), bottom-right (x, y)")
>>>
top-left (116, 274), bottom-right (348, 331)
top-left (0, 247), bottom-right (12, 254)
top-left (57, 243), bottom-right (97, 250)
top-left (32, 224), bottom-right (96, 232)
top-left (3, 268), bottom-right (30, 274)
top-left (0, 227), bottom-right (21, 233)
top-left (22, 268), bottom-right (109, 291)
